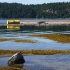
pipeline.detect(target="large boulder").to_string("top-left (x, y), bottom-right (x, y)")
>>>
top-left (8, 52), bottom-right (25, 65)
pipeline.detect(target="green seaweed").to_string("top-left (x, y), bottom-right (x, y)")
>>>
top-left (0, 38), bottom-right (36, 43)
top-left (0, 49), bottom-right (70, 55)
top-left (29, 34), bottom-right (70, 43)
top-left (14, 39), bottom-right (36, 43)
top-left (0, 66), bottom-right (29, 70)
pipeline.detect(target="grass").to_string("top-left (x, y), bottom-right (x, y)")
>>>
top-left (0, 49), bottom-right (70, 55)
top-left (0, 38), bottom-right (36, 43)
top-left (29, 34), bottom-right (70, 43)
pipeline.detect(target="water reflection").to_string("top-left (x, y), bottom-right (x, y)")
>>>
top-left (0, 25), bottom-right (70, 50)
top-left (7, 25), bottom-right (20, 30)
top-left (0, 25), bottom-right (70, 32)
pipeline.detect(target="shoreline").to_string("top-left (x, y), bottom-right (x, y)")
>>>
top-left (0, 21), bottom-right (70, 26)
top-left (20, 21), bottom-right (70, 26)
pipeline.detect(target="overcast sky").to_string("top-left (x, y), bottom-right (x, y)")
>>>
top-left (0, 0), bottom-right (70, 4)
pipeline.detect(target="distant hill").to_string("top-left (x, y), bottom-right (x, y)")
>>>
top-left (0, 2), bottom-right (70, 18)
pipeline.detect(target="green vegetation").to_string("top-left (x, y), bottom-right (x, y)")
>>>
top-left (0, 2), bottom-right (70, 18)
top-left (0, 38), bottom-right (36, 43)
top-left (0, 49), bottom-right (70, 55)
top-left (29, 34), bottom-right (70, 43)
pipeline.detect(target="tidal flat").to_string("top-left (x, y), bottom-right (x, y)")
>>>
top-left (0, 49), bottom-right (70, 70)
top-left (29, 34), bottom-right (70, 43)
top-left (0, 55), bottom-right (70, 70)
top-left (0, 49), bottom-right (70, 55)
top-left (0, 38), bottom-right (37, 43)
top-left (0, 24), bottom-right (70, 70)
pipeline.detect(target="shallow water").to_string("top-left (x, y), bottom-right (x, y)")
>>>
top-left (0, 55), bottom-right (70, 70)
top-left (0, 25), bottom-right (70, 50)
top-left (0, 19), bottom-right (70, 70)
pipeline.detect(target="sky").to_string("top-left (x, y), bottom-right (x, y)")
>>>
top-left (0, 0), bottom-right (70, 4)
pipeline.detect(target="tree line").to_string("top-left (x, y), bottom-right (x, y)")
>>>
top-left (0, 2), bottom-right (70, 18)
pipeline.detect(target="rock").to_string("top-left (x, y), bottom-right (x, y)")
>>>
top-left (8, 52), bottom-right (25, 65)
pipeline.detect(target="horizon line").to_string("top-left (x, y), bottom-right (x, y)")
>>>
top-left (0, 1), bottom-right (70, 5)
